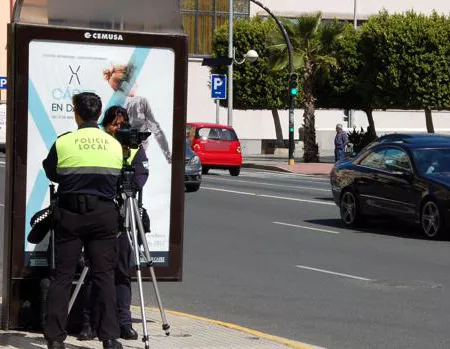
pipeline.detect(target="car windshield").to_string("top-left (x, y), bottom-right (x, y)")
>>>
top-left (412, 148), bottom-right (450, 176)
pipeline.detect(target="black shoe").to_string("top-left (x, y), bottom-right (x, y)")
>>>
top-left (103, 339), bottom-right (123, 349)
top-left (77, 323), bottom-right (95, 341)
top-left (120, 325), bottom-right (138, 340)
top-left (47, 341), bottom-right (65, 349)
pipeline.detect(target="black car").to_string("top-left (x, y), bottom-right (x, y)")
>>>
top-left (331, 133), bottom-right (450, 239)
top-left (185, 139), bottom-right (202, 192)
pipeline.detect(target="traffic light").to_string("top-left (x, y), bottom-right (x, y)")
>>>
top-left (343, 109), bottom-right (349, 122)
top-left (289, 73), bottom-right (299, 96)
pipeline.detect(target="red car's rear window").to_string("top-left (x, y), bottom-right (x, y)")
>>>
top-left (195, 127), bottom-right (238, 141)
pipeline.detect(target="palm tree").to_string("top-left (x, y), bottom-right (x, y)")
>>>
top-left (268, 13), bottom-right (343, 162)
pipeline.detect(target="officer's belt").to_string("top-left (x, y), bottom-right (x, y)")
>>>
top-left (58, 194), bottom-right (112, 214)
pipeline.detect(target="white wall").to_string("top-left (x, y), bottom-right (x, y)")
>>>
top-left (251, 0), bottom-right (450, 17)
top-left (317, 110), bottom-right (450, 156)
top-left (0, 1), bottom-right (10, 101)
top-left (187, 59), bottom-right (450, 156)
top-left (186, 59), bottom-right (303, 140)
top-left (186, 0), bottom-right (450, 156)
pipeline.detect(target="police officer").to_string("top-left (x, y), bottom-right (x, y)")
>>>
top-left (43, 92), bottom-right (123, 349)
top-left (77, 106), bottom-right (148, 341)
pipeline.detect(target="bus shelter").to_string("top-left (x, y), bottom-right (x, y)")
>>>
top-left (2, 0), bottom-right (187, 330)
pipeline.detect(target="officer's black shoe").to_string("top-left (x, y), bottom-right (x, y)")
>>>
top-left (77, 323), bottom-right (95, 341)
top-left (120, 325), bottom-right (138, 340)
top-left (47, 341), bottom-right (66, 349)
top-left (103, 339), bottom-right (123, 349)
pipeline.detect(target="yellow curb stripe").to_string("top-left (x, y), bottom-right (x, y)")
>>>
top-left (0, 297), bottom-right (318, 348)
top-left (131, 305), bottom-right (318, 349)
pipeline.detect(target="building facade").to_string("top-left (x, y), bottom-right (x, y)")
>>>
top-left (2, 1), bottom-right (450, 156)
top-left (185, 0), bottom-right (450, 156)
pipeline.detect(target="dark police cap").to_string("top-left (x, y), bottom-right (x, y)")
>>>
top-left (28, 206), bottom-right (52, 244)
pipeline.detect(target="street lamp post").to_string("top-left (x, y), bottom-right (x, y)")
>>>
top-left (234, 48), bottom-right (259, 65)
top-left (228, 0), bottom-right (295, 165)
top-left (348, 0), bottom-right (358, 128)
top-left (227, 0), bottom-right (234, 127)
top-left (223, 48), bottom-right (258, 124)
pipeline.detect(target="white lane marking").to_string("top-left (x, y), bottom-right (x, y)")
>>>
top-left (237, 174), bottom-right (330, 185)
top-left (0, 204), bottom-right (5, 207)
top-left (273, 221), bottom-right (340, 234)
top-left (259, 194), bottom-right (335, 206)
top-left (204, 176), bottom-right (330, 192)
top-left (201, 187), bottom-right (335, 206)
top-left (240, 170), bottom-right (330, 181)
top-left (296, 265), bottom-right (372, 281)
top-left (201, 187), bottom-right (256, 196)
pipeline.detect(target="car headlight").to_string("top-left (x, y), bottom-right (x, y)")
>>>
top-left (189, 155), bottom-right (200, 165)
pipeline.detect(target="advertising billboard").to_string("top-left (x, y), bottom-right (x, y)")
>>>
top-left (26, 40), bottom-right (175, 267)
top-left (3, 1), bottom-right (187, 330)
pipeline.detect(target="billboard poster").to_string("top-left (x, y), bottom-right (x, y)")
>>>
top-left (26, 40), bottom-right (175, 267)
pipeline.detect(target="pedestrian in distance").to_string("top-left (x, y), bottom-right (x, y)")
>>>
top-left (77, 106), bottom-right (149, 342)
top-left (42, 92), bottom-right (124, 349)
top-left (334, 123), bottom-right (349, 162)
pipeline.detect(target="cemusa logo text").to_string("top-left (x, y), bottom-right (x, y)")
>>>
top-left (84, 32), bottom-right (124, 41)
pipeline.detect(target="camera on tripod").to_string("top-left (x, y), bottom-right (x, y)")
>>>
top-left (115, 123), bottom-right (151, 149)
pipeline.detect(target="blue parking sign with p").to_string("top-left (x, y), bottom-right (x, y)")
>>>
top-left (0, 77), bottom-right (6, 90)
top-left (211, 74), bottom-right (227, 99)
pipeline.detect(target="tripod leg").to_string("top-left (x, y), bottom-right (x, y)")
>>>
top-left (126, 199), bottom-right (151, 349)
top-left (68, 266), bottom-right (89, 314)
top-left (132, 198), bottom-right (170, 336)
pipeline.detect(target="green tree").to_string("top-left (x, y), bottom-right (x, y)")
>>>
top-left (267, 13), bottom-right (344, 162)
top-left (316, 23), bottom-right (380, 140)
top-left (358, 11), bottom-right (450, 133)
top-left (212, 17), bottom-right (301, 146)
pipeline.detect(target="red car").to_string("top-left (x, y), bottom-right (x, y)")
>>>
top-left (186, 122), bottom-right (242, 176)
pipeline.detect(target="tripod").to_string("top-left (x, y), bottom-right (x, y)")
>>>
top-left (68, 163), bottom-right (170, 349)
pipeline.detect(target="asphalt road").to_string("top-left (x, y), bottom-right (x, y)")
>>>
top-left (147, 168), bottom-right (450, 349)
top-left (1, 160), bottom-right (450, 348)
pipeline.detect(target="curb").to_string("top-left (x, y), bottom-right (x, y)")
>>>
top-left (132, 305), bottom-right (323, 349)
top-left (243, 163), bottom-right (332, 176)
top-left (242, 163), bottom-right (292, 173)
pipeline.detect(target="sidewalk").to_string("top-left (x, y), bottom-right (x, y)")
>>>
top-left (243, 155), bottom-right (334, 176)
top-left (0, 302), bottom-right (324, 349)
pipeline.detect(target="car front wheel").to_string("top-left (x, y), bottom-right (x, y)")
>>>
top-left (185, 183), bottom-right (200, 192)
top-left (340, 190), bottom-right (360, 226)
top-left (421, 200), bottom-right (445, 239)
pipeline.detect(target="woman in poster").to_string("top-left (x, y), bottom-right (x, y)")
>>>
top-left (103, 64), bottom-right (172, 163)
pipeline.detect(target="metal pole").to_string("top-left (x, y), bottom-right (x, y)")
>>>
top-left (216, 99), bottom-right (220, 124)
top-left (249, 0), bottom-right (295, 165)
top-left (349, 0), bottom-right (357, 129)
top-left (227, 0), bottom-right (233, 127)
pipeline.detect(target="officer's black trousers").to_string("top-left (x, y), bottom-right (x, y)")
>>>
top-left (82, 232), bottom-right (133, 328)
top-left (115, 232), bottom-right (133, 327)
top-left (44, 201), bottom-right (120, 342)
